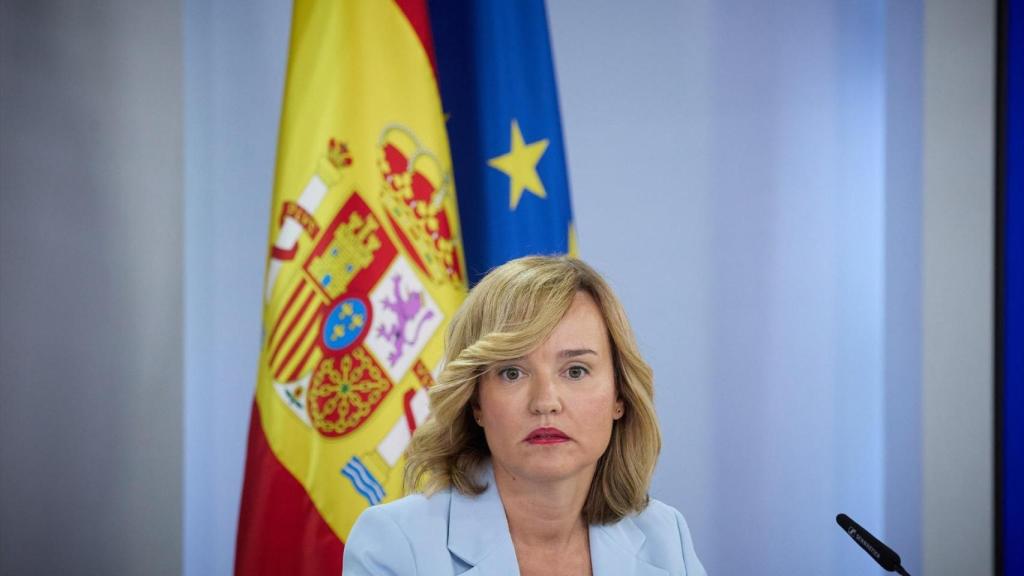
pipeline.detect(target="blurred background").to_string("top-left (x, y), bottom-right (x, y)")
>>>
top-left (1, 1), bottom-right (1003, 575)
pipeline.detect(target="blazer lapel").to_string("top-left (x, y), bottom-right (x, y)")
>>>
top-left (447, 466), bottom-right (521, 575)
top-left (446, 464), bottom-right (668, 576)
top-left (590, 517), bottom-right (670, 576)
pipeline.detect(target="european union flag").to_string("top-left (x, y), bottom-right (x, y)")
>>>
top-left (430, 0), bottom-right (575, 285)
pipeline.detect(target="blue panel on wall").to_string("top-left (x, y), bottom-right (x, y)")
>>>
top-left (1001, 0), bottom-right (1023, 573)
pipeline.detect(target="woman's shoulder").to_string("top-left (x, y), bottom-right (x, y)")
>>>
top-left (344, 489), bottom-right (456, 575)
top-left (626, 498), bottom-right (707, 575)
top-left (631, 497), bottom-right (691, 531)
top-left (355, 487), bottom-right (454, 529)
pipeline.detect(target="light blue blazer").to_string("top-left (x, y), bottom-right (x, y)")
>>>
top-left (343, 464), bottom-right (706, 576)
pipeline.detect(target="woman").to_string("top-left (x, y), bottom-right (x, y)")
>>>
top-left (344, 256), bottom-right (705, 575)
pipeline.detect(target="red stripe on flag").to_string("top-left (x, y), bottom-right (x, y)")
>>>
top-left (285, 335), bottom-right (319, 383)
top-left (270, 288), bottom-right (316, 367)
top-left (276, 312), bottom-right (319, 379)
top-left (269, 282), bottom-right (307, 346)
top-left (235, 401), bottom-right (343, 575)
top-left (393, 0), bottom-right (438, 77)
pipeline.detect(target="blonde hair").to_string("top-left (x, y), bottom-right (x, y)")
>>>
top-left (403, 255), bottom-right (661, 524)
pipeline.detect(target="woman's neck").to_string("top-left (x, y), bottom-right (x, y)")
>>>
top-left (491, 461), bottom-right (593, 550)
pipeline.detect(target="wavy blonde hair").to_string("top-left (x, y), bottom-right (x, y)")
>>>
top-left (403, 255), bottom-right (661, 524)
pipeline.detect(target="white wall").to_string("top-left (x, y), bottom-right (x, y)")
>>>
top-left (183, 2), bottom-right (291, 575)
top-left (883, 0), bottom-right (926, 571)
top-left (548, 1), bottom-right (890, 574)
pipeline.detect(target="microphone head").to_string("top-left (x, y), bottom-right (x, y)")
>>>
top-left (836, 513), bottom-right (903, 572)
top-left (836, 513), bottom-right (855, 531)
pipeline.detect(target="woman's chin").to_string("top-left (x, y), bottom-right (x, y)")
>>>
top-left (497, 454), bottom-right (597, 485)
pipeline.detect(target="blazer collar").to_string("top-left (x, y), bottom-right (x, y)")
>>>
top-left (590, 518), bottom-right (668, 576)
top-left (447, 464), bottom-right (520, 575)
top-left (446, 463), bottom-right (668, 576)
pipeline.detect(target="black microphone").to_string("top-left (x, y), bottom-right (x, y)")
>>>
top-left (836, 513), bottom-right (911, 576)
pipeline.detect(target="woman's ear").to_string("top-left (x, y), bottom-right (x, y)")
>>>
top-left (469, 379), bottom-right (482, 424)
top-left (613, 398), bottom-right (625, 420)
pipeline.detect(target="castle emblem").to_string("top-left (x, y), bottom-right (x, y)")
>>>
top-left (306, 209), bottom-right (383, 301)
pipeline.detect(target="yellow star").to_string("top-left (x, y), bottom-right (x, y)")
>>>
top-left (488, 119), bottom-right (549, 210)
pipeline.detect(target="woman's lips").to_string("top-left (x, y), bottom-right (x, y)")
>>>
top-left (525, 427), bottom-right (570, 444)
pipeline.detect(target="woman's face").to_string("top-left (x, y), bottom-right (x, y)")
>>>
top-left (474, 291), bottom-right (624, 485)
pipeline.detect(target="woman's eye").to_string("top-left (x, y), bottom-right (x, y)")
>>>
top-left (566, 366), bottom-right (588, 380)
top-left (500, 367), bottom-right (522, 381)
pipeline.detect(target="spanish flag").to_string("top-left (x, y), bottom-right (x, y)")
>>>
top-left (234, 1), bottom-right (465, 573)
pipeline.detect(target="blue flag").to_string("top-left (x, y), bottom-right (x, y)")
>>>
top-left (430, 0), bottom-right (575, 285)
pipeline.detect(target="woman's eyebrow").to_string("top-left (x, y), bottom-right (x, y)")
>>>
top-left (559, 348), bottom-right (597, 359)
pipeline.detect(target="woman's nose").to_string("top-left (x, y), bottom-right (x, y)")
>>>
top-left (528, 374), bottom-right (562, 415)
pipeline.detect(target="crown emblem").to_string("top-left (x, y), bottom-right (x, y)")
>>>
top-left (327, 138), bottom-right (353, 169)
top-left (311, 137), bottom-right (354, 189)
top-left (376, 125), bottom-right (462, 284)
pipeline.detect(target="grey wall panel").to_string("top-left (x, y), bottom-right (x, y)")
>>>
top-left (0, 1), bottom-right (182, 574)
top-left (922, 0), bottom-right (995, 574)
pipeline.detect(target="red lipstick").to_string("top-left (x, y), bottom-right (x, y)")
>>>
top-left (525, 427), bottom-right (570, 445)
